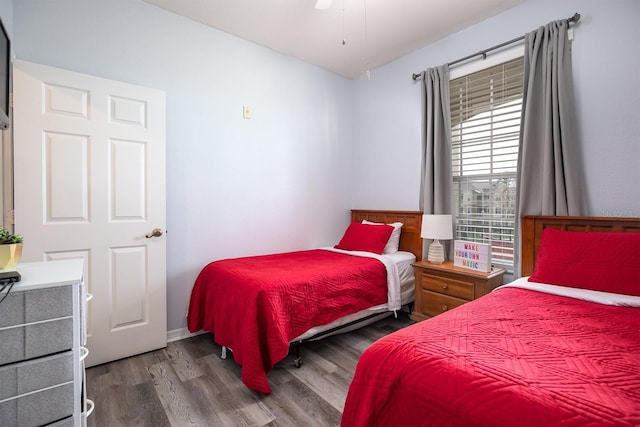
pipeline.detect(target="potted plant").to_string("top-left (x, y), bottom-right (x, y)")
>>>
top-left (0, 229), bottom-right (23, 269)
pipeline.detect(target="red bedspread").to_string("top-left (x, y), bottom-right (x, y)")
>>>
top-left (187, 249), bottom-right (387, 394)
top-left (342, 287), bottom-right (640, 427)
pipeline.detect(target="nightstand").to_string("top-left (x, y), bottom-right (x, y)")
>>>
top-left (410, 260), bottom-right (506, 321)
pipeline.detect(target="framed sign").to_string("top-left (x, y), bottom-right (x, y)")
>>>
top-left (454, 240), bottom-right (492, 273)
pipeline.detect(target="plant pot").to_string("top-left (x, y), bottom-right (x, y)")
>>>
top-left (0, 243), bottom-right (23, 269)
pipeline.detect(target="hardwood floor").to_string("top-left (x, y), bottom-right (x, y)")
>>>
top-left (86, 312), bottom-right (414, 427)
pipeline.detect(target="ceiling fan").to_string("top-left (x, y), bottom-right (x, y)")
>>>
top-left (314, 0), bottom-right (333, 10)
top-left (314, 0), bottom-right (371, 79)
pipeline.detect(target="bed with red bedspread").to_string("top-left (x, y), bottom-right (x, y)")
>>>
top-left (188, 249), bottom-right (391, 393)
top-left (187, 210), bottom-right (423, 394)
top-left (341, 216), bottom-right (640, 427)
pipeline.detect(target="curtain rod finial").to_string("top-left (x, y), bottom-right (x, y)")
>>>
top-left (570, 12), bottom-right (580, 23)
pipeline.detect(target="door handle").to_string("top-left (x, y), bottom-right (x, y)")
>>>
top-left (145, 228), bottom-right (164, 238)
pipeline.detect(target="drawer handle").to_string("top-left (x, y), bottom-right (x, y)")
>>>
top-left (442, 305), bottom-right (448, 312)
top-left (441, 283), bottom-right (448, 290)
top-left (80, 346), bottom-right (90, 361)
top-left (86, 399), bottom-right (95, 417)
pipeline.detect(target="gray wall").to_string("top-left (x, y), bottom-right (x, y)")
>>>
top-left (11, 0), bottom-right (354, 332)
top-left (352, 0), bottom-right (640, 218)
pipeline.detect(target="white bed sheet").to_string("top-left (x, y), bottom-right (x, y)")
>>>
top-left (497, 276), bottom-right (640, 307)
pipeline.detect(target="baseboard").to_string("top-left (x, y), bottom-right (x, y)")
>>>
top-left (167, 327), bottom-right (207, 343)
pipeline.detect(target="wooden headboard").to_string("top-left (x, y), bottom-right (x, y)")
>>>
top-left (351, 210), bottom-right (423, 261)
top-left (521, 215), bottom-right (640, 276)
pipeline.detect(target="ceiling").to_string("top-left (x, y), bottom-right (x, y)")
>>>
top-left (142, 0), bottom-right (523, 79)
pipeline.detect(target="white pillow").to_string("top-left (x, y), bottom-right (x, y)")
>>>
top-left (362, 220), bottom-right (403, 254)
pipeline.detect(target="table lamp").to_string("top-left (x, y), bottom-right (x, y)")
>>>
top-left (421, 214), bottom-right (453, 264)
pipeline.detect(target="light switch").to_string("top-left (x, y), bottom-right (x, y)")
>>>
top-left (243, 105), bottom-right (251, 119)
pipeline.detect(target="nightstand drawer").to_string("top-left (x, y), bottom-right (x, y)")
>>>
top-left (411, 261), bottom-right (506, 322)
top-left (420, 272), bottom-right (474, 300)
top-left (422, 290), bottom-right (467, 317)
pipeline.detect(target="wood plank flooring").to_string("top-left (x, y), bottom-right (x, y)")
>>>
top-left (86, 311), bottom-right (414, 427)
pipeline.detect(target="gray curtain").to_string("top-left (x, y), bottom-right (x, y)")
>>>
top-left (515, 19), bottom-right (586, 276)
top-left (420, 65), bottom-right (454, 259)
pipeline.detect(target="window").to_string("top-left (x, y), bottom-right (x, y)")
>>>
top-left (450, 57), bottom-right (524, 270)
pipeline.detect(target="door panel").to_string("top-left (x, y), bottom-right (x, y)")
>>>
top-left (13, 60), bottom-right (167, 367)
top-left (110, 245), bottom-right (147, 329)
top-left (111, 138), bottom-right (146, 220)
top-left (45, 131), bottom-right (89, 222)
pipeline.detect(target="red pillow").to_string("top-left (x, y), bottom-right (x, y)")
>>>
top-left (335, 222), bottom-right (394, 255)
top-left (528, 228), bottom-right (640, 296)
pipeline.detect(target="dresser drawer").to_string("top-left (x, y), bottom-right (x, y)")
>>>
top-left (0, 351), bottom-right (73, 401)
top-left (420, 272), bottom-right (474, 300)
top-left (422, 290), bottom-right (468, 317)
top-left (0, 286), bottom-right (73, 328)
top-left (0, 382), bottom-right (74, 427)
top-left (0, 318), bottom-right (73, 366)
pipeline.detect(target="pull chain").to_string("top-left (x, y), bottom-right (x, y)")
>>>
top-left (342, 0), bottom-right (346, 45)
top-left (364, 0), bottom-right (370, 79)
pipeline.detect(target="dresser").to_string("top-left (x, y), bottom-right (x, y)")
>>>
top-left (410, 260), bottom-right (506, 321)
top-left (0, 259), bottom-right (92, 427)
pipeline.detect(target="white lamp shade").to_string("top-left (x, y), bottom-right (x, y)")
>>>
top-left (421, 214), bottom-right (453, 240)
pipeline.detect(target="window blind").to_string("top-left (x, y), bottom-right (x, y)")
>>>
top-left (450, 57), bottom-right (524, 270)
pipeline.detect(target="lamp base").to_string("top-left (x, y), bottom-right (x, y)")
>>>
top-left (427, 239), bottom-right (445, 264)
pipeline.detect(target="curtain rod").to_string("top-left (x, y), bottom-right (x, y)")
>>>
top-left (411, 12), bottom-right (581, 81)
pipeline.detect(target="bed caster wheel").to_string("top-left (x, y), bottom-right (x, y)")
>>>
top-left (294, 357), bottom-right (303, 368)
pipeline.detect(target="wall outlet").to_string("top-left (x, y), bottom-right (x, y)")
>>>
top-left (243, 105), bottom-right (251, 119)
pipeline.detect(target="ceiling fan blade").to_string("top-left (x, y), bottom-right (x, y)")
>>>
top-left (314, 0), bottom-right (333, 10)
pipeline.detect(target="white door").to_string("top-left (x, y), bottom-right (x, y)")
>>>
top-left (13, 60), bottom-right (167, 367)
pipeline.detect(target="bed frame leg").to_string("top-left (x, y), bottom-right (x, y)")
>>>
top-left (293, 342), bottom-right (303, 368)
top-left (221, 346), bottom-right (228, 360)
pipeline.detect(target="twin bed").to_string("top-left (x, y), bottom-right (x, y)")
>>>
top-left (341, 215), bottom-right (640, 426)
top-left (187, 212), bottom-right (640, 425)
top-left (187, 210), bottom-right (423, 394)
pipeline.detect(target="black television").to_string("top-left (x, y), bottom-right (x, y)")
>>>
top-left (0, 16), bottom-right (10, 130)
